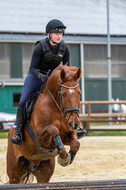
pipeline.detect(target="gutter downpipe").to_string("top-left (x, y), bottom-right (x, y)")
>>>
top-left (80, 43), bottom-right (85, 114)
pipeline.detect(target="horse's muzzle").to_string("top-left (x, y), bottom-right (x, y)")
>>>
top-left (65, 108), bottom-right (80, 130)
top-left (68, 120), bottom-right (80, 130)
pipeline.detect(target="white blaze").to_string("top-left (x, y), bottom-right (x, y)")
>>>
top-left (69, 89), bottom-right (75, 94)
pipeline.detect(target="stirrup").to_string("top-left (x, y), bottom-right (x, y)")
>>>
top-left (77, 130), bottom-right (87, 139)
top-left (10, 134), bottom-right (22, 146)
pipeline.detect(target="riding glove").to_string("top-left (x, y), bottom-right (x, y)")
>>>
top-left (38, 73), bottom-right (48, 83)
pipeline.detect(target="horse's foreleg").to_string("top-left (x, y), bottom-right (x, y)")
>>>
top-left (70, 135), bottom-right (80, 154)
top-left (53, 134), bottom-right (67, 158)
top-left (56, 133), bottom-right (80, 167)
top-left (69, 137), bottom-right (80, 164)
top-left (46, 125), bottom-right (71, 166)
top-left (65, 131), bottom-right (80, 164)
top-left (47, 125), bottom-right (67, 159)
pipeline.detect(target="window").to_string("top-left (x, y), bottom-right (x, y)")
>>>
top-left (22, 43), bottom-right (35, 78)
top-left (69, 44), bottom-right (80, 67)
top-left (111, 45), bottom-right (126, 78)
top-left (13, 93), bottom-right (21, 107)
top-left (10, 43), bottom-right (22, 78)
top-left (84, 45), bottom-right (107, 78)
top-left (0, 43), bottom-right (10, 78)
top-left (84, 45), bottom-right (126, 78)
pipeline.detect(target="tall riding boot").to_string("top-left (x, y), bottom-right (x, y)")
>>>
top-left (10, 106), bottom-right (24, 145)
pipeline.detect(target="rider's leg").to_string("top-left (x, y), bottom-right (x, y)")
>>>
top-left (19, 72), bottom-right (43, 108)
top-left (10, 105), bottom-right (24, 145)
top-left (10, 72), bottom-right (43, 145)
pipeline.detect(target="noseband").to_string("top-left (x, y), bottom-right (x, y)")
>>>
top-left (46, 82), bottom-right (80, 120)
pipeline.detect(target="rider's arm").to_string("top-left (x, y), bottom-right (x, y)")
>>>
top-left (63, 46), bottom-right (70, 66)
top-left (29, 43), bottom-right (43, 78)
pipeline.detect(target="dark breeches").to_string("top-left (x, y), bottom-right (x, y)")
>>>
top-left (19, 72), bottom-right (43, 108)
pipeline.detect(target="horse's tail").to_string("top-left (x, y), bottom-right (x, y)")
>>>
top-left (20, 171), bottom-right (34, 184)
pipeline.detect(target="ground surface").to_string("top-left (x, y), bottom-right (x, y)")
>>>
top-left (0, 136), bottom-right (126, 184)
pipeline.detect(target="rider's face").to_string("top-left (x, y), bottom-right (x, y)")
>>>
top-left (49, 33), bottom-right (63, 45)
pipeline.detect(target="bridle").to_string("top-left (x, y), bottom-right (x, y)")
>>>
top-left (46, 82), bottom-right (80, 120)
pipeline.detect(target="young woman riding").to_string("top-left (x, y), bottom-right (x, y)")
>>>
top-left (10, 19), bottom-right (70, 145)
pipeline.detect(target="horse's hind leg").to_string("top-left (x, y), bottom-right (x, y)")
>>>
top-left (7, 140), bottom-right (30, 184)
top-left (7, 156), bottom-right (30, 184)
top-left (32, 158), bottom-right (55, 183)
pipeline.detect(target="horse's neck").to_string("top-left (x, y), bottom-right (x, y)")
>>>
top-left (44, 85), bottom-right (58, 100)
top-left (41, 87), bottom-right (59, 111)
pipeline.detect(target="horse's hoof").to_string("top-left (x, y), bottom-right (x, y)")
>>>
top-left (57, 153), bottom-right (71, 167)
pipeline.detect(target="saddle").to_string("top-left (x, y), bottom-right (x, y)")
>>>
top-left (25, 84), bottom-right (46, 121)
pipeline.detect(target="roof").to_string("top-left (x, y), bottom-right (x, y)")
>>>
top-left (1, 33), bottom-right (126, 45)
top-left (0, 0), bottom-right (126, 35)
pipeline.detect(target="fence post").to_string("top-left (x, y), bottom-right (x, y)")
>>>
top-left (87, 103), bottom-right (91, 129)
top-left (119, 104), bottom-right (122, 125)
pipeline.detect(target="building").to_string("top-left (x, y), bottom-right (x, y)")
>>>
top-left (0, 0), bottom-right (126, 113)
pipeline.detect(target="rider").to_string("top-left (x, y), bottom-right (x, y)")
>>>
top-left (10, 19), bottom-right (70, 145)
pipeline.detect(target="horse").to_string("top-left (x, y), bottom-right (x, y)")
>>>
top-left (112, 98), bottom-right (126, 121)
top-left (6, 65), bottom-right (82, 184)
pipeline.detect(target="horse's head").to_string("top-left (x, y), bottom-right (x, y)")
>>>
top-left (47, 66), bottom-right (82, 130)
top-left (112, 98), bottom-right (120, 112)
top-left (46, 66), bottom-right (82, 130)
top-left (59, 67), bottom-right (81, 130)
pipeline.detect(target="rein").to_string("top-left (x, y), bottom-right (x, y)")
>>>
top-left (46, 86), bottom-right (66, 117)
top-left (46, 82), bottom-right (80, 120)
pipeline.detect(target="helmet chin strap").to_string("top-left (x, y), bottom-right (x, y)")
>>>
top-left (50, 39), bottom-right (58, 45)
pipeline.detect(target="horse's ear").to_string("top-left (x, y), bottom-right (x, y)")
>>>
top-left (60, 69), bottom-right (66, 81)
top-left (74, 68), bottom-right (82, 81)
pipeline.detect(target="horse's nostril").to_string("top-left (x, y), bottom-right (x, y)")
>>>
top-left (69, 122), bottom-right (73, 128)
top-left (69, 121), bottom-right (79, 130)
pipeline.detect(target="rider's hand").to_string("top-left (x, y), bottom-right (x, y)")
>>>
top-left (38, 73), bottom-right (48, 83)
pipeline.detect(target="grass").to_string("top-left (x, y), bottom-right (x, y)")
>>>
top-left (0, 132), bottom-right (8, 138)
top-left (0, 131), bottom-right (126, 139)
top-left (87, 131), bottom-right (126, 136)
top-left (90, 121), bottom-right (126, 126)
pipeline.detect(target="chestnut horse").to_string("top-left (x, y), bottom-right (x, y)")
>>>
top-left (7, 65), bottom-right (82, 184)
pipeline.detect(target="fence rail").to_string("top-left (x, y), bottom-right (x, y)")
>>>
top-left (79, 101), bottom-right (126, 130)
top-left (0, 179), bottom-right (126, 190)
top-left (0, 121), bottom-right (15, 123)
top-left (1, 101), bottom-right (126, 132)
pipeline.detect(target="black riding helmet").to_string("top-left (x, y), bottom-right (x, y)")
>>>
top-left (46, 19), bottom-right (66, 34)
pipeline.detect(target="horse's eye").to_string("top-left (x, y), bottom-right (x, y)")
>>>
top-left (62, 93), bottom-right (66, 97)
